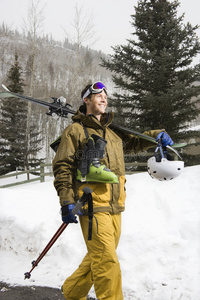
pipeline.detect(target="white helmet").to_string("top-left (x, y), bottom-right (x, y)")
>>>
top-left (147, 155), bottom-right (184, 181)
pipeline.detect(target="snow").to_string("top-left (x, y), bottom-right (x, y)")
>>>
top-left (0, 165), bottom-right (200, 299)
top-left (188, 125), bottom-right (200, 131)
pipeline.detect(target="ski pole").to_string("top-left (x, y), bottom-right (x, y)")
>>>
top-left (24, 187), bottom-right (93, 279)
top-left (24, 222), bottom-right (67, 279)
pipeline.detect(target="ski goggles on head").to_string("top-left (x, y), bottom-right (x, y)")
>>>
top-left (82, 81), bottom-right (107, 101)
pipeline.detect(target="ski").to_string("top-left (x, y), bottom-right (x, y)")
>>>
top-left (0, 84), bottom-right (186, 158)
top-left (109, 123), bottom-right (186, 159)
top-left (109, 123), bottom-right (187, 149)
top-left (1, 84), bottom-right (75, 117)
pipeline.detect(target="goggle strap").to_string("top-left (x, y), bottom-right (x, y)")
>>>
top-left (82, 89), bottom-right (92, 100)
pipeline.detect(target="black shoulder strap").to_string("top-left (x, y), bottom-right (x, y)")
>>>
top-left (79, 123), bottom-right (95, 241)
top-left (82, 123), bottom-right (89, 139)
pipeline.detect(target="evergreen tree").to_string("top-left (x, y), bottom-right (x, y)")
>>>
top-left (0, 54), bottom-right (27, 175)
top-left (0, 54), bottom-right (43, 175)
top-left (102, 0), bottom-right (200, 140)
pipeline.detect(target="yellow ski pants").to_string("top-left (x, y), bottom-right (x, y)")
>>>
top-left (62, 212), bottom-right (123, 300)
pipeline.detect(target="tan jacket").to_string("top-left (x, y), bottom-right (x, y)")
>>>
top-left (53, 107), bottom-right (163, 214)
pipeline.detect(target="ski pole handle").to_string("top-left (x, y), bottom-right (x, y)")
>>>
top-left (72, 187), bottom-right (93, 215)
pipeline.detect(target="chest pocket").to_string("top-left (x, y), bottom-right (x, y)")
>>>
top-left (106, 137), bottom-right (125, 175)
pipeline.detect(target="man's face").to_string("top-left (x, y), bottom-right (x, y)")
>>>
top-left (84, 90), bottom-right (107, 119)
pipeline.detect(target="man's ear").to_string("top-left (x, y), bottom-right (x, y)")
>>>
top-left (84, 97), bottom-right (90, 105)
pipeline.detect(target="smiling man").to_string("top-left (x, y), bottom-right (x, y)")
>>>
top-left (83, 84), bottom-right (108, 119)
top-left (53, 81), bottom-right (173, 300)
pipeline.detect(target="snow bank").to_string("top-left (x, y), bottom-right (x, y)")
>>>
top-left (0, 165), bottom-right (200, 299)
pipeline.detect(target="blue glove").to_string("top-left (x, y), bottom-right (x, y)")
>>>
top-left (156, 132), bottom-right (174, 147)
top-left (61, 204), bottom-right (78, 224)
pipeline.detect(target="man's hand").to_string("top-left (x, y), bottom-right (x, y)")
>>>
top-left (156, 132), bottom-right (174, 147)
top-left (61, 204), bottom-right (78, 224)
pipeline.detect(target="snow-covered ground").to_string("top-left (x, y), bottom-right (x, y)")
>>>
top-left (0, 165), bottom-right (200, 299)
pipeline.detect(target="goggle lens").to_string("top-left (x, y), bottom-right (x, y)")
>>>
top-left (92, 82), bottom-right (106, 90)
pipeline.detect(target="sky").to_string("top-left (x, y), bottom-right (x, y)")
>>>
top-left (0, 0), bottom-right (200, 58)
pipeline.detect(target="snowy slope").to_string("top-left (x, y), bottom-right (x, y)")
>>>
top-left (0, 165), bottom-right (200, 299)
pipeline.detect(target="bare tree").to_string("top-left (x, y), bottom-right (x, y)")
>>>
top-left (23, 0), bottom-right (45, 178)
top-left (71, 4), bottom-right (96, 53)
top-left (63, 4), bottom-right (96, 106)
top-left (23, 0), bottom-right (45, 96)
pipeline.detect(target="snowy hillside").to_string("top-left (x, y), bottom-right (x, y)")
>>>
top-left (0, 165), bottom-right (200, 299)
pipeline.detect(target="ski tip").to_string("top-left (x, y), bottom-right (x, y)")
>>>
top-left (166, 145), bottom-right (183, 160)
top-left (172, 142), bottom-right (187, 148)
top-left (2, 84), bottom-right (10, 92)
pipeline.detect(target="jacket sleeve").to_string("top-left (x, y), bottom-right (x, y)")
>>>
top-left (53, 125), bottom-right (81, 206)
top-left (116, 128), bottom-right (165, 153)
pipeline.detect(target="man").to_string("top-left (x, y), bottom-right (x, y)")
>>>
top-left (53, 82), bottom-right (173, 300)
